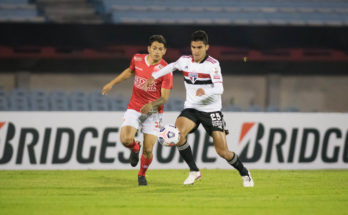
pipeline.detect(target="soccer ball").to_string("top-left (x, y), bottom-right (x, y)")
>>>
top-left (158, 124), bottom-right (180, 147)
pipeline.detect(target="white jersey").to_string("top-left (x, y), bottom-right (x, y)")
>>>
top-left (152, 55), bottom-right (224, 112)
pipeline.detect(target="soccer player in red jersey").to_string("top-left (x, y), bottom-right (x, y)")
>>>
top-left (102, 35), bottom-right (173, 186)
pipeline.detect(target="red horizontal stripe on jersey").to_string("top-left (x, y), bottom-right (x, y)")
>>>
top-left (182, 71), bottom-right (211, 78)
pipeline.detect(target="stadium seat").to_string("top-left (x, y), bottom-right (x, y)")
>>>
top-left (0, 0), bottom-right (29, 4)
top-left (266, 105), bottom-right (280, 112)
top-left (70, 91), bottom-right (90, 111)
top-left (104, 0), bottom-right (348, 26)
top-left (223, 105), bottom-right (243, 112)
top-left (50, 91), bottom-right (70, 111)
top-left (9, 96), bottom-right (30, 111)
top-left (284, 106), bottom-right (299, 112)
top-left (30, 90), bottom-right (49, 111)
top-left (89, 91), bottom-right (109, 111)
top-left (109, 97), bottom-right (127, 111)
top-left (247, 105), bottom-right (263, 112)
top-left (0, 97), bottom-right (9, 110)
top-left (0, 88), bottom-right (7, 98)
top-left (167, 98), bottom-right (184, 111)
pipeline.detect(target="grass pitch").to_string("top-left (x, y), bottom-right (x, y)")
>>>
top-left (0, 169), bottom-right (347, 215)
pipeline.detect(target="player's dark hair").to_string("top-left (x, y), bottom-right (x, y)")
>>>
top-left (191, 30), bottom-right (208, 45)
top-left (148, 35), bottom-right (167, 48)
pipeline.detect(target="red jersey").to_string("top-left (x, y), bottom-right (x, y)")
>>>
top-left (128, 54), bottom-right (173, 113)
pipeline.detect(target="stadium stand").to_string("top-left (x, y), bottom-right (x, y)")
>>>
top-left (36, 0), bottom-right (103, 23)
top-left (222, 105), bottom-right (243, 112)
top-left (247, 105), bottom-right (263, 112)
top-left (0, 88), bottom-right (302, 112)
top-left (0, 0), bottom-right (45, 22)
top-left (93, 0), bottom-right (348, 26)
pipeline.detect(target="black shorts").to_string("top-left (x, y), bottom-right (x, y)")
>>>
top-left (178, 108), bottom-right (228, 136)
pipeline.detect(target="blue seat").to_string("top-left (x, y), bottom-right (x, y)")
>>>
top-left (170, 98), bottom-right (184, 111)
top-left (0, 89), bottom-right (7, 97)
top-left (30, 90), bottom-right (49, 111)
top-left (50, 91), bottom-right (70, 111)
top-left (284, 107), bottom-right (299, 112)
top-left (109, 97), bottom-right (127, 111)
top-left (223, 105), bottom-right (242, 112)
top-left (0, 0), bottom-right (29, 4)
top-left (266, 105), bottom-right (280, 112)
top-left (8, 88), bottom-right (30, 111)
top-left (9, 96), bottom-right (30, 111)
top-left (247, 105), bottom-right (263, 112)
top-left (11, 88), bottom-right (29, 97)
top-left (0, 8), bottom-right (37, 18)
top-left (89, 91), bottom-right (110, 111)
top-left (70, 91), bottom-right (89, 111)
top-left (0, 97), bottom-right (9, 110)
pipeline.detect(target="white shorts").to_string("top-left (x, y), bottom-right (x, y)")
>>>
top-left (121, 109), bottom-right (162, 136)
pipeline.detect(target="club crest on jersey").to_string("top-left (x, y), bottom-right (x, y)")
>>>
top-left (189, 73), bottom-right (198, 83)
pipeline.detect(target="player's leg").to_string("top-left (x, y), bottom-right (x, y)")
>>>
top-left (137, 133), bottom-right (157, 186)
top-left (175, 109), bottom-right (201, 185)
top-left (136, 112), bottom-right (161, 186)
top-left (120, 109), bottom-right (142, 167)
top-left (212, 131), bottom-right (254, 187)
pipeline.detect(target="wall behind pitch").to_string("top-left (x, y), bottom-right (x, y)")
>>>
top-left (0, 112), bottom-right (347, 170)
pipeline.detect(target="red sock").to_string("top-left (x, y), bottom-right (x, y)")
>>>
top-left (126, 140), bottom-right (140, 152)
top-left (138, 154), bottom-right (153, 176)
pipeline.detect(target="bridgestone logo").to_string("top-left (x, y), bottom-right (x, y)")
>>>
top-left (1, 112), bottom-right (348, 170)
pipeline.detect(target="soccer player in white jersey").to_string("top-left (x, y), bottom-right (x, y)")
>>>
top-left (143, 30), bottom-right (254, 187)
top-left (102, 35), bottom-right (173, 186)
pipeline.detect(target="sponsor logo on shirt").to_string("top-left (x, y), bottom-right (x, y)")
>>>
top-left (134, 56), bottom-right (142, 61)
top-left (213, 75), bottom-right (221, 79)
top-left (135, 66), bottom-right (143, 71)
top-left (134, 75), bottom-right (157, 92)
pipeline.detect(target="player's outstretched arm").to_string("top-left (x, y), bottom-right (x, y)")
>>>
top-left (143, 62), bottom-right (177, 91)
top-left (102, 68), bottom-right (134, 95)
top-left (140, 88), bottom-right (171, 114)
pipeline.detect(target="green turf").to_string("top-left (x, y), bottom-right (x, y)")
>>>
top-left (0, 169), bottom-right (347, 215)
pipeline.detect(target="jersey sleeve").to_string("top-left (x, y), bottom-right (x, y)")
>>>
top-left (210, 63), bottom-right (223, 84)
top-left (161, 72), bottom-right (173, 89)
top-left (129, 55), bottom-right (136, 71)
top-left (207, 63), bottom-right (224, 95)
top-left (152, 57), bottom-right (183, 79)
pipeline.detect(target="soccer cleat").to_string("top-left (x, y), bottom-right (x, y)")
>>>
top-left (184, 171), bottom-right (201, 185)
top-left (242, 171), bottom-right (254, 187)
top-left (138, 175), bottom-right (147, 186)
top-left (130, 141), bottom-right (141, 167)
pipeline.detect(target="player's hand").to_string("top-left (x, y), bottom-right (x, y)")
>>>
top-left (196, 88), bottom-right (205, 96)
top-left (143, 77), bottom-right (155, 91)
top-left (102, 83), bottom-right (113, 95)
top-left (140, 102), bottom-right (153, 114)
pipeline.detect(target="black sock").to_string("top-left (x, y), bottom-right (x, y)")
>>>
top-left (228, 154), bottom-right (248, 176)
top-left (177, 142), bottom-right (199, 172)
